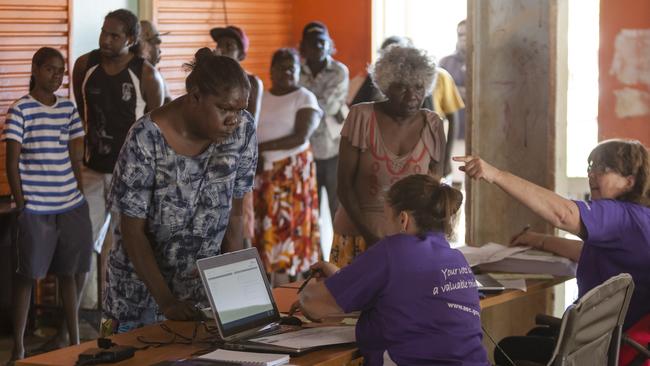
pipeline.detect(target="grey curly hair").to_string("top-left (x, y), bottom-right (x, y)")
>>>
top-left (370, 45), bottom-right (437, 97)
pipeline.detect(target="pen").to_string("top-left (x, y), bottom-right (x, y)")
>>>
top-left (510, 224), bottom-right (531, 245)
top-left (297, 270), bottom-right (317, 294)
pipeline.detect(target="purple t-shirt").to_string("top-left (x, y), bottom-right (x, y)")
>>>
top-left (576, 199), bottom-right (650, 330)
top-left (325, 232), bottom-right (489, 366)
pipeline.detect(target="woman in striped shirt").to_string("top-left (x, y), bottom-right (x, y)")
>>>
top-left (3, 47), bottom-right (93, 361)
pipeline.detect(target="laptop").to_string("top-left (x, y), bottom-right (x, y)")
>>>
top-left (474, 273), bottom-right (506, 293)
top-left (196, 248), bottom-right (354, 355)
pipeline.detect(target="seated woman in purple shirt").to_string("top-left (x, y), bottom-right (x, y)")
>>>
top-left (456, 139), bottom-right (650, 364)
top-left (297, 174), bottom-right (489, 366)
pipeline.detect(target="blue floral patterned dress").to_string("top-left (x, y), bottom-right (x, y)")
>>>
top-left (103, 113), bottom-right (257, 323)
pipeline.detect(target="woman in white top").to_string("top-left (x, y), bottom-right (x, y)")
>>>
top-left (254, 48), bottom-right (323, 278)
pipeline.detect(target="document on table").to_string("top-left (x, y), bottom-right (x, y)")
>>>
top-left (478, 249), bottom-right (577, 276)
top-left (496, 279), bottom-right (527, 291)
top-left (250, 326), bottom-right (355, 349)
top-left (198, 349), bottom-right (289, 366)
top-left (457, 242), bottom-right (530, 267)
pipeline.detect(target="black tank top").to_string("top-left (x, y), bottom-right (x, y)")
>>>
top-left (82, 50), bottom-right (145, 173)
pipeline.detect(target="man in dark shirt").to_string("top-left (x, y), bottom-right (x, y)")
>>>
top-left (70, 9), bottom-right (164, 331)
top-left (73, 9), bottom-right (164, 176)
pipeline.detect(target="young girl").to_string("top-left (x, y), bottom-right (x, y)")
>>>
top-left (297, 174), bottom-right (489, 366)
top-left (2, 47), bottom-right (93, 360)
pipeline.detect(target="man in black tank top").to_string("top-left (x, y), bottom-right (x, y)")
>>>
top-left (69, 10), bottom-right (163, 339)
top-left (73, 9), bottom-right (164, 174)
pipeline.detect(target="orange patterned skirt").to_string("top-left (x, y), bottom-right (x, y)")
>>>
top-left (253, 149), bottom-right (321, 276)
top-left (329, 233), bottom-right (368, 268)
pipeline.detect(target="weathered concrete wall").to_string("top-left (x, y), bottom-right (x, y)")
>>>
top-left (467, 0), bottom-right (556, 246)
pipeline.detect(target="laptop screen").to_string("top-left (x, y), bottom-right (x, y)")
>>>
top-left (198, 249), bottom-right (281, 338)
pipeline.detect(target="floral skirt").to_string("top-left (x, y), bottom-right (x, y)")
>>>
top-left (253, 149), bottom-right (321, 276)
top-left (329, 233), bottom-right (368, 268)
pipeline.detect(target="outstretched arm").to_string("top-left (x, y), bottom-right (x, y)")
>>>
top-left (455, 156), bottom-right (583, 236)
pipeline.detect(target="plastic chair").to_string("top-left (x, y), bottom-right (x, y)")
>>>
top-left (501, 273), bottom-right (635, 366)
top-left (549, 273), bottom-right (634, 365)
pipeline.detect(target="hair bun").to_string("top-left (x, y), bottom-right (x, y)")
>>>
top-left (194, 47), bottom-right (215, 65)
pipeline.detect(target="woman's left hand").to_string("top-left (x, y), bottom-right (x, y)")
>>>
top-left (453, 155), bottom-right (500, 183)
top-left (510, 230), bottom-right (548, 251)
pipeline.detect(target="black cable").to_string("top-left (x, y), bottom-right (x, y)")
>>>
top-left (482, 325), bottom-right (517, 366)
top-left (136, 321), bottom-right (223, 348)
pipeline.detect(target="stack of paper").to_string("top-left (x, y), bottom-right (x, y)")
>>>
top-left (457, 243), bottom-right (577, 277)
top-left (457, 242), bottom-right (530, 267)
top-left (251, 326), bottom-right (355, 349)
top-left (478, 249), bottom-right (577, 276)
top-left (198, 349), bottom-right (289, 366)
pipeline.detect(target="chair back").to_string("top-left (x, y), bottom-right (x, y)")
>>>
top-left (549, 273), bottom-right (635, 366)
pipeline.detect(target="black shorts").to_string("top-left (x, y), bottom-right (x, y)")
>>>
top-left (16, 201), bottom-right (93, 279)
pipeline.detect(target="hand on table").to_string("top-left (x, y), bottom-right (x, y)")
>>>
top-left (510, 228), bottom-right (547, 251)
top-left (289, 300), bottom-right (322, 323)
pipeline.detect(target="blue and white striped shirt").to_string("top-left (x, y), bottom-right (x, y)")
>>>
top-left (2, 95), bottom-right (85, 214)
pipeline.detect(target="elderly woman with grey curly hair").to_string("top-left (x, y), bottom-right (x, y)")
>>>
top-left (330, 45), bottom-right (446, 267)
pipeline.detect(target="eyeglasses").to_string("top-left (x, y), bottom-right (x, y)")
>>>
top-left (587, 163), bottom-right (616, 175)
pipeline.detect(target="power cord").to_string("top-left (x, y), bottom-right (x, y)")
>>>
top-left (76, 322), bottom-right (223, 366)
top-left (482, 325), bottom-right (517, 366)
top-left (135, 321), bottom-right (224, 350)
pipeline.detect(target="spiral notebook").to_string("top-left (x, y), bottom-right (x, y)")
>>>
top-left (198, 349), bottom-right (289, 366)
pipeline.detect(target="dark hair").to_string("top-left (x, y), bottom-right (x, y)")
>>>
top-left (29, 47), bottom-right (65, 91)
top-left (105, 9), bottom-right (141, 53)
top-left (387, 174), bottom-right (463, 238)
top-left (588, 139), bottom-right (650, 207)
top-left (184, 47), bottom-right (250, 97)
top-left (299, 21), bottom-right (336, 57)
top-left (380, 36), bottom-right (412, 50)
top-left (271, 48), bottom-right (299, 68)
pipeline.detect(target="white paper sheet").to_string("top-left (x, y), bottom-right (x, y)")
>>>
top-left (457, 242), bottom-right (531, 267)
top-left (199, 349), bottom-right (289, 366)
top-left (496, 279), bottom-right (528, 292)
top-left (250, 326), bottom-right (355, 349)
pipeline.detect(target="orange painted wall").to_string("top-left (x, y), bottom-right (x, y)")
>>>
top-left (599, 0), bottom-right (650, 146)
top-left (291, 0), bottom-right (372, 79)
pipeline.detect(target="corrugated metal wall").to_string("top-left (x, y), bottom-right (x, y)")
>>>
top-left (0, 0), bottom-right (72, 196)
top-left (153, 0), bottom-right (294, 98)
top-left (0, 0), bottom-right (297, 195)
